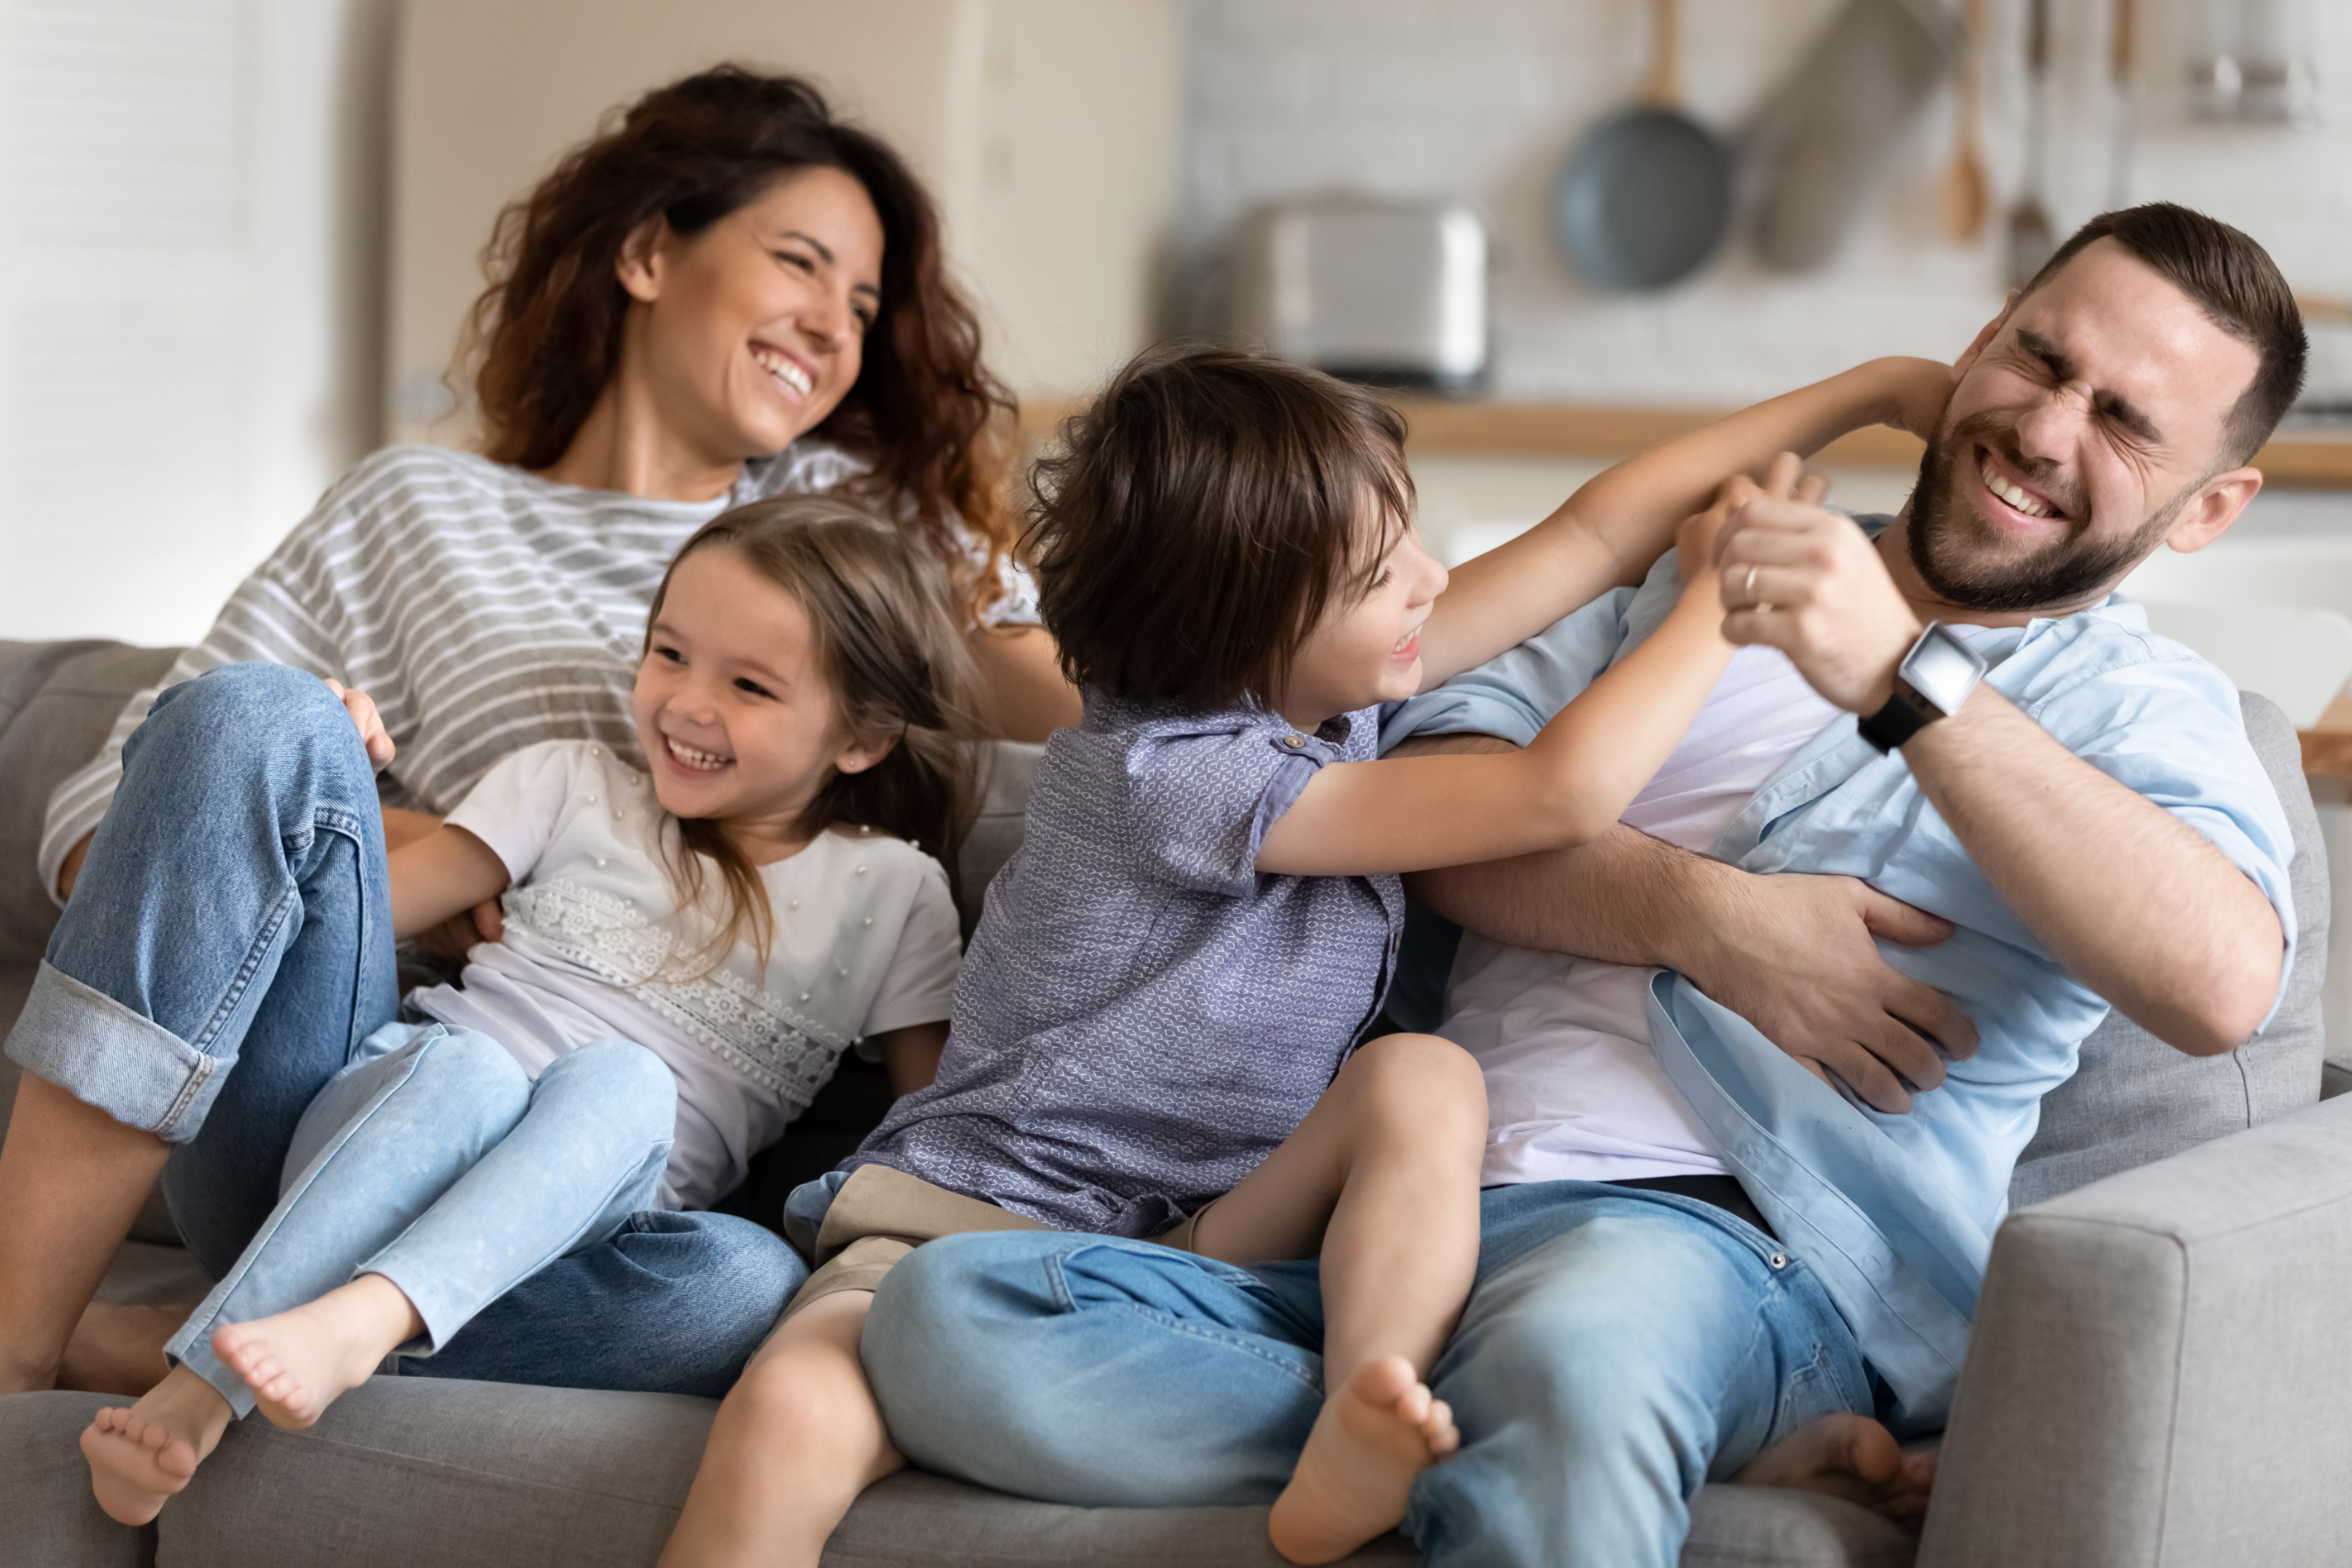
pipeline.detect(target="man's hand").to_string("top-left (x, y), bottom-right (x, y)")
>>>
top-left (323, 679), bottom-right (395, 770)
top-left (1713, 496), bottom-right (1923, 714)
top-left (1681, 872), bottom-right (1978, 1114)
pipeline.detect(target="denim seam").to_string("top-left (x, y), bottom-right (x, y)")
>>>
top-left (156, 1056), bottom-right (219, 1137)
top-left (190, 881), bottom-right (303, 1054)
top-left (1040, 1254), bottom-right (1321, 1393)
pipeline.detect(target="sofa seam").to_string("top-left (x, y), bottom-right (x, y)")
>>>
top-left (2020, 1178), bottom-right (2352, 1249)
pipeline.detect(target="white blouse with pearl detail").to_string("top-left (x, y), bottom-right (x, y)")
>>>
top-left (407, 739), bottom-right (962, 1211)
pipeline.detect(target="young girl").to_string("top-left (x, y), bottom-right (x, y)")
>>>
top-left (658, 348), bottom-right (1931, 1567)
top-left (77, 495), bottom-right (982, 1526)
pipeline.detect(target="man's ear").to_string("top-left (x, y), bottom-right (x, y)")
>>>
top-left (616, 215), bottom-right (672, 305)
top-left (1950, 291), bottom-right (2018, 382)
top-left (2162, 467), bottom-right (2265, 556)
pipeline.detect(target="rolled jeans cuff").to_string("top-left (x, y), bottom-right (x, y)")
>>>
top-left (4, 960), bottom-right (230, 1143)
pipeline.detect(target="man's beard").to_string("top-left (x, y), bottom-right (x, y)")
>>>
top-left (1905, 412), bottom-right (2184, 613)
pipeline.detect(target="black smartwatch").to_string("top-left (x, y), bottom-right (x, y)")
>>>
top-left (1858, 623), bottom-right (1989, 752)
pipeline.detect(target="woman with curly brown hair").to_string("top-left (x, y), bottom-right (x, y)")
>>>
top-left (1, 67), bottom-right (1062, 1409)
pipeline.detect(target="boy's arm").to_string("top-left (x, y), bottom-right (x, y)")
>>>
top-left (874, 1021), bottom-right (949, 1098)
top-left (1415, 356), bottom-right (1951, 687)
top-left (389, 826), bottom-right (512, 942)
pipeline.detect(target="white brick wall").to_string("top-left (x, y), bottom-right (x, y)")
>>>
top-left (1178, 0), bottom-right (2352, 403)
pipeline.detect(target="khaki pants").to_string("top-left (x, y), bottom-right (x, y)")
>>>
top-left (786, 1163), bottom-right (1209, 1315)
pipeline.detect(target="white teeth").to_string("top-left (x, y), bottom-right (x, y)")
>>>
top-left (752, 348), bottom-right (812, 397)
top-left (665, 736), bottom-right (730, 771)
top-left (1982, 463), bottom-right (2053, 519)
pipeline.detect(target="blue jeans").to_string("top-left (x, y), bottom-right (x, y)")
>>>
top-left (5, 663), bottom-right (805, 1398)
top-left (862, 1181), bottom-right (1873, 1568)
top-left (166, 1025), bottom-right (675, 1416)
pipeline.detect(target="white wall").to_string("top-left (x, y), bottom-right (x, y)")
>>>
top-left (1178, 0), bottom-right (2352, 405)
top-left (0, 0), bottom-right (395, 648)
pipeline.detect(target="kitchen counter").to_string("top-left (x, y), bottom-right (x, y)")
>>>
top-left (1018, 398), bottom-right (2352, 487)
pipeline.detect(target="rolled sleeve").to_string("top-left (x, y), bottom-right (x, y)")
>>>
top-left (1123, 719), bottom-right (1340, 897)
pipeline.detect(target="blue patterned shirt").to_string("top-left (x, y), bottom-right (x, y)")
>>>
top-left (850, 692), bottom-right (1402, 1235)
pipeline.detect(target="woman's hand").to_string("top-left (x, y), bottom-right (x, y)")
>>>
top-left (323, 679), bottom-right (395, 770)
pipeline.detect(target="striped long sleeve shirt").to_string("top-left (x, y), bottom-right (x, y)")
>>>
top-left (39, 440), bottom-right (1038, 904)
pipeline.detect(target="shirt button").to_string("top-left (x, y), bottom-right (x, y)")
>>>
top-left (1769, 1252), bottom-right (1789, 1269)
top-left (863, 917), bottom-right (873, 927)
top-left (595, 857), bottom-right (608, 868)
top-left (855, 864), bottom-right (867, 876)
top-left (588, 746), bottom-right (600, 757)
top-left (798, 991), bottom-right (811, 1003)
top-left (837, 965), bottom-right (849, 977)
top-left (584, 794), bottom-right (598, 805)
top-left (788, 899), bottom-right (801, 910)
top-left (1283, 735), bottom-right (1306, 748)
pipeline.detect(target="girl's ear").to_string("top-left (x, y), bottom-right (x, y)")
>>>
top-left (616, 215), bottom-right (673, 304)
top-left (831, 728), bottom-right (899, 777)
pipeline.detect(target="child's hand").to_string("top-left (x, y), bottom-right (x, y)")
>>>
top-left (1676, 455), bottom-right (1827, 600)
top-left (1876, 355), bottom-right (1957, 443)
top-left (324, 678), bottom-right (395, 770)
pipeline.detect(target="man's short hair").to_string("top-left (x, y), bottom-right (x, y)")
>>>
top-left (2021, 203), bottom-right (2307, 467)
top-left (1024, 344), bottom-right (1413, 713)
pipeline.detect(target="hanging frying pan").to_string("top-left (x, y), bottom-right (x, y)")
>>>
top-left (1552, 0), bottom-right (1736, 292)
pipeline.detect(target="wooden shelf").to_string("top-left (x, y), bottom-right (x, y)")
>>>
top-left (1022, 394), bottom-right (2352, 487)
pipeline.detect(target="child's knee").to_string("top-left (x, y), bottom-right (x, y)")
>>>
top-left (1340, 1032), bottom-right (1488, 1136)
top-left (413, 1029), bottom-right (532, 1122)
top-left (536, 1040), bottom-right (676, 1134)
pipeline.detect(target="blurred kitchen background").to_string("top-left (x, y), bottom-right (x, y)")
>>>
top-left (6, 0), bottom-right (2352, 1025)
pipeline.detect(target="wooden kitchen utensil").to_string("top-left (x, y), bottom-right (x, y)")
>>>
top-left (2007, 0), bottom-right (2057, 288)
top-left (1551, 0), bottom-right (1736, 291)
top-left (1941, 0), bottom-right (1989, 241)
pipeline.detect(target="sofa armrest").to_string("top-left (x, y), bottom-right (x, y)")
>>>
top-left (1917, 1092), bottom-right (2352, 1568)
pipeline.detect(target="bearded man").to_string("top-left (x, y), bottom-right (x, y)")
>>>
top-left (853, 203), bottom-right (2307, 1568)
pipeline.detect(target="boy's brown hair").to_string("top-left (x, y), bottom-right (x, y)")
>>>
top-left (1025, 344), bottom-right (1415, 713)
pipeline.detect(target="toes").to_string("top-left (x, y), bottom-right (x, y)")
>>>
top-left (1422, 1399), bottom-right (1460, 1456)
top-left (1394, 1381), bottom-right (1432, 1425)
top-left (1353, 1356), bottom-right (1417, 1405)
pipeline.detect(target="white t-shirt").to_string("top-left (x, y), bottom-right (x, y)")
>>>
top-left (1442, 644), bottom-right (1843, 1187)
top-left (408, 740), bottom-right (963, 1210)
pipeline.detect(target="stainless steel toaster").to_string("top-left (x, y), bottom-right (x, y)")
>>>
top-left (1227, 194), bottom-right (1487, 394)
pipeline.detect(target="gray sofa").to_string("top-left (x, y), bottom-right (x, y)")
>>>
top-left (3, 636), bottom-right (2347, 1568)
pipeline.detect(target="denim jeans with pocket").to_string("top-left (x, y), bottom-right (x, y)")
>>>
top-left (862, 1180), bottom-right (1874, 1568)
top-left (6, 662), bottom-right (804, 1397)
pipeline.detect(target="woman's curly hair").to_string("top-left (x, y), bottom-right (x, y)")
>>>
top-left (457, 66), bottom-right (1018, 618)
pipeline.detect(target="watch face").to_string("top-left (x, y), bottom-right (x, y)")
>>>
top-left (1904, 626), bottom-right (1987, 716)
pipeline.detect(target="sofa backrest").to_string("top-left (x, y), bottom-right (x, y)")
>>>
top-left (0, 641), bottom-right (2329, 1217)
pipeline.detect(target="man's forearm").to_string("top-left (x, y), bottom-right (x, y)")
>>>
top-left (1903, 686), bottom-right (2283, 1054)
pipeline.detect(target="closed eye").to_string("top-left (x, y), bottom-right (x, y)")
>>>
top-left (650, 643), bottom-right (684, 665)
top-left (733, 676), bottom-right (776, 700)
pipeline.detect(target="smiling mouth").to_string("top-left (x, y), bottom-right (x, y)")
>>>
top-left (1977, 446), bottom-right (2066, 522)
top-left (1392, 627), bottom-right (1422, 658)
top-left (752, 346), bottom-right (812, 399)
top-left (665, 735), bottom-right (732, 773)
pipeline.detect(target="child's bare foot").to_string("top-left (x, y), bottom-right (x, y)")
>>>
top-left (58, 1303), bottom-right (189, 1396)
top-left (1734, 1413), bottom-right (1939, 1529)
top-left (1268, 1356), bottom-right (1458, 1564)
top-left (79, 1364), bottom-right (232, 1525)
top-left (212, 1273), bottom-right (423, 1431)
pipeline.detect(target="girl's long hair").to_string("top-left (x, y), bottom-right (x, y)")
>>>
top-left (458, 66), bottom-right (1019, 620)
top-left (642, 495), bottom-right (986, 970)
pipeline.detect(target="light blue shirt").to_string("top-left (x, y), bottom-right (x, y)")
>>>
top-left (1382, 523), bottom-right (2298, 1430)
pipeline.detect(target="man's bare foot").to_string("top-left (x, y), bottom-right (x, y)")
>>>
top-left (78, 1364), bottom-right (232, 1525)
top-left (211, 1273), bottom-right (422, 1431)
top-left (58, 1303), bottom-right (188, 1396)
top-left (1735, 1413), bottom-right (1938, 1529)
top-left (1268, 1356), bottom-right (1458, 1565)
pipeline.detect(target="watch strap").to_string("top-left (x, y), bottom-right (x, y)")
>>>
top-left (1858, 680), bottom-right (1939, 752)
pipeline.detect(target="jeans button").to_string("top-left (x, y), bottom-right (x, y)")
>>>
top-left (1769, 1252), bottom-right (1789, 1269)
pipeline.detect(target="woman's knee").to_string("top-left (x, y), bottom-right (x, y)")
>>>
top-left (127, 662), bottom-right (370, 795)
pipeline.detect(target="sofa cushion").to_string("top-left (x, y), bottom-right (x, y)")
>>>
top-left (2008, 692), bottom-right (2327, 1209)
top-left (0, 1382), bottom-right (1911, 1567)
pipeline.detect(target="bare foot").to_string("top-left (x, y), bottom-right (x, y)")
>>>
top-left (78, 1364), bottom-right (232, 1525)
top-left (1735, 1413), bottom-right (1938, 1530)
top-left (211, 1273), bottom-right (422, 1431)
top-left (1268, 1356), bottom-right (1458, 1564)
top-left (58, 1303), bottom-right (189, 1396)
